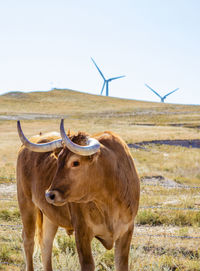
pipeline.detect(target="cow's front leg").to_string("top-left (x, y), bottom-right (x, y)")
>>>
top-left (114, 226), bottom-right (134, 271)
top-left (40, 215), bottom-right (58, 271)
top-left (75, 227), bottom-right (94, 271)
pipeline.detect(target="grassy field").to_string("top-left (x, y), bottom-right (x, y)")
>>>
top-left (0, 89), bottom-right (200, 270)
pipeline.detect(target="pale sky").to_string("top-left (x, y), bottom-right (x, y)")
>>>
top-left (1, 0), bottom-right (200, 104)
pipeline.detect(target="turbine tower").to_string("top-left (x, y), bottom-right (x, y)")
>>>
top-left (91, 57), bottom-right (125, 96)
top-left (145, 84), bottom-right (179, 103)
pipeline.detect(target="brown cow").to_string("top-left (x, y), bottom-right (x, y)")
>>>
top-left (16, 119), bottom-right (140, 271)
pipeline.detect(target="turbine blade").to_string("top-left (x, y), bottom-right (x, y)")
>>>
top-left (91, 57), bottom-right (105, 80)
top-left (109, 75), bottom-right (126, 81)
top-left (100, 81), bottom-right (106, 95)
top-left (164, 88), bottom-right (179, 98)
top-left (145, 84), bottom-right (162, 99)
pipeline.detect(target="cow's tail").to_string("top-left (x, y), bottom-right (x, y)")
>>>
top-left (35, 208), bottom-right (43, 248)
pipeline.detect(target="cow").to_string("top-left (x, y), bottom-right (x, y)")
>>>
top-left (16, 119), bottom-right (140, 271)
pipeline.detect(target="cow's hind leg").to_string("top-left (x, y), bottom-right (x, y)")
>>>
top-left (19, 200), bottom-right (37, 271)
top-left (39, 214), bottom-right (58, 271)
top-left (114, 226), bottom-right (134, 271)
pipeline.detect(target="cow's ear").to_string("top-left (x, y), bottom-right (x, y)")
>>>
top-left (53, 148), bottom-right (63, 158)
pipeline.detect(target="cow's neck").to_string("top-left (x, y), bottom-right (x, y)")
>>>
top-left (93, 174), bottom-right (135, 218)
top-left (93, 187), bottom-right (133, 225)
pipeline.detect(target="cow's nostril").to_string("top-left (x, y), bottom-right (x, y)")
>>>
top-left (49, 193), bottom-right (55, 200)
top-left (45, 191), bottom-right (56, 202)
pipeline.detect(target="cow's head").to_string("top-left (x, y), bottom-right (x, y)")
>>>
top-left (46, 135), bottom-right (102, 205)
top-left (17, 119), bottom-right (101, 205)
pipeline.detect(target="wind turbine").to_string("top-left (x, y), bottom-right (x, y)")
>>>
top-left (145, 84), bottom-right (179, 103)
top-left (91, 57), bottom-right (125, 96)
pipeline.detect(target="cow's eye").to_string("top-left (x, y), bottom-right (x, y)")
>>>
top-left (72, 161), bottom-right (80, 167)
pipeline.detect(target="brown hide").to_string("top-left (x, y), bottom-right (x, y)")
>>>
top-left (17, 130), bottom-right (140, 271)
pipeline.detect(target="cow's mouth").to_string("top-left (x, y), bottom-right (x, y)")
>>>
top-left (51, 200), bottom-right (67, 206)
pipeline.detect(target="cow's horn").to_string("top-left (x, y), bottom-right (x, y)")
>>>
top-left (60, 119), bottom-right (100, 156)
top-left (17, 121), bottom-right (63, 152)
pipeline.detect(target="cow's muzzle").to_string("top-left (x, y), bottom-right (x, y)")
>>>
top-left (45, 190), bottom-right (66, 206)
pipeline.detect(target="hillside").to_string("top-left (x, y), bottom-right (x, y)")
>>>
top-left (1, 88), bottom-right (200, 140)
top-left (0, 88), bottom-right (200, 184)
top-left (1, 89), bottom-right (200, 124)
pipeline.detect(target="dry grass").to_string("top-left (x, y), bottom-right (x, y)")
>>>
top-left (1, 221), bottom-right (200, 270)
top-left (131, 145), bottom-right (200, 184)
top-left (0, 89), bottom-right (200, 270)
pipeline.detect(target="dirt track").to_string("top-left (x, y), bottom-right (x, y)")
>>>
top-left (0, 183), bottom-right (17, 197)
